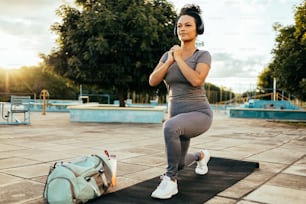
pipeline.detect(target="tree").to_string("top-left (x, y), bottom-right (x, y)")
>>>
top-left (42, 0), bottom-right (178, 106)
top-left (257, 67), bottom-right (274, 92)
top-left (268, 1), bottom-right (306, 101)
top-left (0, 66), bottom-right (79, 101)
top-left (257, 67), bottom-right (286, 100)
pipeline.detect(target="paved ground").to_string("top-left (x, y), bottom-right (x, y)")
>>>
top-left (0, 111), bottom-right (305, 204)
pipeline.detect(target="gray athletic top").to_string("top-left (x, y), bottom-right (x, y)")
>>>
top-left (160, 50), bottom-right (212, 116)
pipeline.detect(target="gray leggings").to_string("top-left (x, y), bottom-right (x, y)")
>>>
top-left (164, 110), bottom-right (213, 179)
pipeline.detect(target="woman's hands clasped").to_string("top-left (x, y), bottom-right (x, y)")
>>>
top-left (169, 45), bottom-right (183, 63)
top-left (166, 45), bottom-right (183, 65)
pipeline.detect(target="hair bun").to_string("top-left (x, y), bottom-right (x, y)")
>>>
top-left (179, 4), bottom-right (202, 15)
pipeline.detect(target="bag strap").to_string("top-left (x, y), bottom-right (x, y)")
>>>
top-left (93, 154), bottom-right (110, 189)
top-left (92, 154), bottom-right (104, 168)
top-left (93, 154), bottom-right (113, 174)
top-left (100, 170), bottom-right (109, 191)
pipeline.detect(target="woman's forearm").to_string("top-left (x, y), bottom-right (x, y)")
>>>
top-left (176, 58), bottom-right (208, 87)
top-left (149, 61), bottom-right (172, 86)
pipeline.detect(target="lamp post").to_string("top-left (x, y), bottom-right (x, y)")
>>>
top-left (273, 77), bottom-right (276, 101)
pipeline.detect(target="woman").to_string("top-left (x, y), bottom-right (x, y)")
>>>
top-left (149, 4), bottom-right (213, 199)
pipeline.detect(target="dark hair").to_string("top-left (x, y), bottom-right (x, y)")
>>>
top-left (179, 4), bottom-right (202, 16)
top-left (175, 4), bottom-right (204, 35)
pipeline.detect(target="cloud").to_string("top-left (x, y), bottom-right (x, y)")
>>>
top-left (0, 17), bottom-right (42, 37)
top-left (210, 52), bottom-right (266, 78)
top-left (0, 0), bottom-right (67, 68)
top-left (0, 0), bottom-right (60, 16)
top-left (0, 0), bottom-right (62, 33)
top-left (0, 0), bottom-right (65, 53)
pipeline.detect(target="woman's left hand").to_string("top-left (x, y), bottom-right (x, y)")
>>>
top-left (171, 45), bottom-right (183, 61)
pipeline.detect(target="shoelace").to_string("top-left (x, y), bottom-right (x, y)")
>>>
top-left (159, 174), bottom-right (166, 180)
top-left (157, 176), bottom-right (171, 190)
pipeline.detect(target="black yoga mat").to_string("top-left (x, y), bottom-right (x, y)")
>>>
top-left (89, 157), bottom-right (259, 204)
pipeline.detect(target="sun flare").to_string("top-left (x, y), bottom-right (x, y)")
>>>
top-left (0, 34), bottom-right (40, 70)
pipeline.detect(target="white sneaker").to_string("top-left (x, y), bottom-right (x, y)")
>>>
top-left (151, 175), bottom-right (178, 199)
top-left (195, 150), bottom-right (210, 175)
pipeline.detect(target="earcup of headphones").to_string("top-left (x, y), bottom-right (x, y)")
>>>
top-left (197, 23), bottom-right (204, 35)
top-left (174, 25), bottom-right (178, 36)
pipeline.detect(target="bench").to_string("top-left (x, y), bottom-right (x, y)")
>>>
top-left (6, 95), bottom-right (31, 124)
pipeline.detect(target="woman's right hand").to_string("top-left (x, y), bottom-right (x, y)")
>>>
top-left (166, 49), bottom-right (175, 65)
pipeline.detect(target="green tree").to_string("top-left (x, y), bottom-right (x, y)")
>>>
top-left (42, 0), bottom-right (177, 106)
top-left (268, 1), bottom-right (306, 100)
top-left (0, 67), bottom-right (79, 101)
top-left (257, 67), bottom-right (273, 91)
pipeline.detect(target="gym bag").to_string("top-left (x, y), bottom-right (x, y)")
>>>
top-left (43, 153), bottom-right (114, 204)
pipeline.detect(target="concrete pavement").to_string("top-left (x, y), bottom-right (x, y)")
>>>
top-left (0, 111), bottom-right (305, 204)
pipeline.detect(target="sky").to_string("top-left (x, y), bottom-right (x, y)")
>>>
top-left (0, 0), bottom-right (302, 93)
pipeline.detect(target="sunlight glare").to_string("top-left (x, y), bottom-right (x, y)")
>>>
top-left (0, 34), bottom-right (40, 69)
